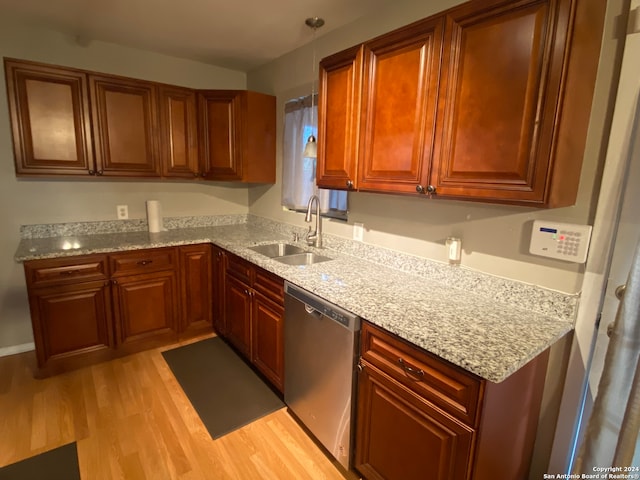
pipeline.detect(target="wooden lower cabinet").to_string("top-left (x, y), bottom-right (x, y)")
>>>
top-left (224, 274), bottom-right (252, 358)
top-left (211, 245), bottom-right (227, 336)
top-left (251, 292), bottom-right (284, 392)
top-left (356, 363), bottom-right (474, 480)
top-left (27, 280), bottom-right (114, 377)
top-left (355, 322), bottom-right (549, 480)
top-left (222, 253), bottom-right (285, 392)
top-left (111, 270), bottom-right (179, 353)
top-left (179, 244), bottom-right (213, 336)
top-left (24, 245), bottom-right (215, 376)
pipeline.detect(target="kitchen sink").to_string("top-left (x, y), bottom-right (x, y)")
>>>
top-left (248, 243), bottom-right (306, 257)
top-left (274, 252), bottom-right (333, 266)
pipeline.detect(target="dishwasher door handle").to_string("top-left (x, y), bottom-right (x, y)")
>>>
top-left (304, 304), bottom-right (324, 319)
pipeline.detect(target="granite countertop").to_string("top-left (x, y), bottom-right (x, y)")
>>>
top-left (15, 216), bottom-right (576, 383)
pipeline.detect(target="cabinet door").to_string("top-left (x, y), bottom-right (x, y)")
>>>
top-left (355, 363), bottom-right (474, 480)
top-left (90, 75), bottom-right (160, 176)
top-left (158, 85), bottom-right (200, 178)
top-left (198, 90), bottom-right (241, 180)
top-left (358, 18), bottom-right (444, 194)
top-left (252, 292), bottom-right (284, 392)
top-left (432, 0), bottom-right (572, 204)
top-left (112, 271), bottom-right (178, 352)
top-left (28, 280), bottom-right (113, 372)
top-left (4, 59), bottom-right (94, 176)
top-left (238, 91), bottom-right (277, 183)
top-left (317, 45), bottom-right (363, 191)
top-left (178, 244), bottom-right (213, 337)
top-left (224, 274), bottom-right (252, 357)
top-left (212, 246), bottom-right (227, 336)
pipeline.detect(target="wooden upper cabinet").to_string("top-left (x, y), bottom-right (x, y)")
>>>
top-left (158, 85), bottom-right (200, 178)
top-left (4, 58), bottom-right (94, 176)
top-left (431, 0), bottom-right (571, 204)
top-left (358, 17), bottom-right (444, 194)
top-left (317, 18), bottom-right (445, 195)
top-left (89, 75), bottom-right (160, 177)
top-left (317, 0), bottom-right (604, 207)
top-left (4, 59), bottom-right (277, 183)
top-left (198, 90), bottom-right (238, 179)
top-left (199, 90), bottom-right (276, 183)
top-left (316, 45), bottom-right (363, 190)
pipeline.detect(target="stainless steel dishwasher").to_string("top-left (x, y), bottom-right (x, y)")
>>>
top-left (284, 281), bottom-right (361, 470)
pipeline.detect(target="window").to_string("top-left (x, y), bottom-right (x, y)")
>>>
top-left (282, 95), bottom-right (347, 219)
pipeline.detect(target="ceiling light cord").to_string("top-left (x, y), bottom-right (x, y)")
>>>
top-left (303, 17), bottom-right (324, 159)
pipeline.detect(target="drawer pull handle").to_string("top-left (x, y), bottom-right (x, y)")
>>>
top-left (137, 260), bottom-right (153, 266)
top-left (398, 358), bottom-right (424, 378)
top-left (60, 270), bottom-right (79, 276)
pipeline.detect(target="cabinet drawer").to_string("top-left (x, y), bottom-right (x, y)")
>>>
top-left (25, 255), bottom-right (109, 287)
top-left (109, 248), bottom-right (176, 277)
top-left (225, 253), bottom-right (253, 285)
top-left (253, 268), bottom-right (284, 304)
top-left (361, 321), bottom-right (482, 426)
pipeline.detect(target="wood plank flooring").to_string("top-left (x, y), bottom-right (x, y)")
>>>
top-left (0, 334), bottom-right (348, 479)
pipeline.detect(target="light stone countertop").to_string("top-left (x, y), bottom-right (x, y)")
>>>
top-left (15, 215), bottom-right (576, 383)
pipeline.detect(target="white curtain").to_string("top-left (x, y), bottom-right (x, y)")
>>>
top-left (573, 237), bottom-right (640, 469)
top-left (281, 96), bottom-right (347, 214)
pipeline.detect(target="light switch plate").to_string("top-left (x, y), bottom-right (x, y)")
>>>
top-left (529, 220), bottom-right (592, 263)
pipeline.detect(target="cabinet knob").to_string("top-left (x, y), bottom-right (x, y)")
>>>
top-left (88, 169), bottom-right (95, 175)
top-left (415, 185), bottom-right (425, 194)
top-left (96, 170), bottom-right (104, 176)
top-left (137, 260), bottom-right (153, 266)
top-left (426, 185), bottom-right (436, 194)
top-left (346, 180), bottom-right (354, 189)
top-left (112, 279), bottom-right (118, 285)
top-left (193, 172), bottom-right (200, 177)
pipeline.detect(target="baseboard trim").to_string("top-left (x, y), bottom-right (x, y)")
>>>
top-left (0, 342), bottom-right (35, 357)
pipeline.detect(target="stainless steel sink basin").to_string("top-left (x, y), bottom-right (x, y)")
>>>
top-left (249, 243), bottom-right (306, 257)
top-left (274, 252), bottom-right (333, 266)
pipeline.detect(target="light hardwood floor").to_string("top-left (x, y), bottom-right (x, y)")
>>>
top-left (0, 334), bottom-right (348, 479)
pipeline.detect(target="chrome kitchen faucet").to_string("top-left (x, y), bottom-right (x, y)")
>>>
top-left (305, 194), bottom-right (322, 248)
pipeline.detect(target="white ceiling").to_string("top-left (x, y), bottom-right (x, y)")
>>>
top-left (0, 0), bottom-right (394, 71)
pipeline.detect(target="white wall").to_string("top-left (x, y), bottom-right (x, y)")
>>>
top-left (0, 17), bottom-right (250, 349)
top-left (247, 0), bottom-right (622, 295)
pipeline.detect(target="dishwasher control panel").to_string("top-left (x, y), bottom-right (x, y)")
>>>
top-left (285, 282), bottom-right (360, 332)
top-left (529, 220), bottom-right (592, 263)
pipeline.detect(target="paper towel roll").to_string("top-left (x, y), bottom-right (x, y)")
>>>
top-left (146, 200), bottom-right (163, 233)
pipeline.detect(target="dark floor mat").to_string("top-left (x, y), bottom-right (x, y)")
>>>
top-left (162, 336), bottom-right (284, 439)
top-left (0, 442), bottom-right (80, 480)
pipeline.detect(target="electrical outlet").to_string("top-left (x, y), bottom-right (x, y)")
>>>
top-left (117, 205), bottom-right (129, 220)
top-left (353, 223), bottom-right (364, 242)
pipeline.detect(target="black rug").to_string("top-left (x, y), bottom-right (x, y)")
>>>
top-left (0, 442), bottom-right (80, 480)
top-left (162, 336), bottom-right (284, 439)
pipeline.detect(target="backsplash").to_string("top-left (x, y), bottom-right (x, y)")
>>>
top-left (19, 214), bottom-right (249, 239)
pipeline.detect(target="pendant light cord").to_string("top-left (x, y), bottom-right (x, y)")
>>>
top-left (310, 25), bottom-right (316, 135)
